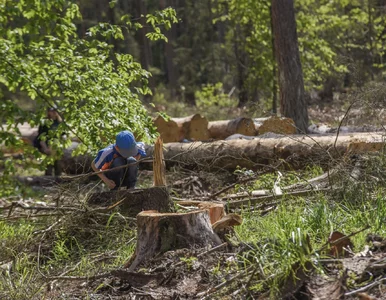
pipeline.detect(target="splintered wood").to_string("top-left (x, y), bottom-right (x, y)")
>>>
top-left (153, 136), bottom-right (166, 186)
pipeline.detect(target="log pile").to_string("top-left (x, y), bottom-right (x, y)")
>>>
top-left (254, 116), bottom-right (296, 135)
top-left (146, 132), bottom-right (385, 171)
top-left (208, 117), bottom-right (257, 140)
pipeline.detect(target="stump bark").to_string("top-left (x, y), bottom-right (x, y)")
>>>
top-left (88, 187), bottom-right (174, 217)
top-left (208, 117), bottom-right (257, 140)
top-left (173, 114), bottom-right (210, 141)
top-left (125, 208), bottom-right (222, 271)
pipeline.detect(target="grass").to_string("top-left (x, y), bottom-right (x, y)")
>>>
top-left (0, 153), bottom-right (385, 299)
top-left (0, 206), bottom-right (137, 299)
top-left (233, 188), bottom-right (386, 298)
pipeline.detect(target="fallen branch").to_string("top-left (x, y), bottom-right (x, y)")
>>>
top-left (226, 188), bottom-right (332, 208)
top-left (197, 266), bottom-right (254, 299)
top-left (345, 277), bottom-right (386, 297)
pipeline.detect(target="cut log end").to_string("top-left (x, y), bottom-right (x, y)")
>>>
top-left (153, 115), bottom-right (182, 143)
top-left (255, 116), bottom-right (297, 135)
top-left (208, 117), bottom-right (257, 140)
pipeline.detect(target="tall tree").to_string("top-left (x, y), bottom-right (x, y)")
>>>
top-left (271, 0), bottom-right (308, 133)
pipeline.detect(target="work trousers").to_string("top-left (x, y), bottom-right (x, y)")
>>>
top-left (105, 157), bottom-right (138, 190)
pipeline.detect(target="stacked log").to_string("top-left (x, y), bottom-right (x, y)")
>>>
top-left (208, 117), bottom-right (257, 140)
top-left (173, 114), bottom-right (210, 141)
top-left (153, 115), bottom-right (181, 143)
top-left (145, 132), bottom-right (385, 171)
top-left (254, 116), bottom-right (296, 135)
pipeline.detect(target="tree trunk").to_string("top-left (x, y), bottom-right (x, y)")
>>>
top-left (146, 133), bottom-right (384, 171)
top-left (135, 0), bottom-right (154, 94)
top-left (125, 203), bottom-right (223, 271)
top-left (160, 0), bottom-right (178, 96)
top-left (271, 0), bottom-right (308, 133)
top-left (173, 114), bottom-right (210, 141)
top-left (208, 118), bottom-right (257, 140)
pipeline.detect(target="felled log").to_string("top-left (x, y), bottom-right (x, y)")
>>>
top-left (146, 132), bottom-right (385, 171)
top-left (153, 115), bottom-right (182, 143)
top-left (208, 117), bottom-right (257, 140)
top-left (254, 116), bottom-right (296, 135)
top-left (88, 186), bottom-right (174, 217)
top-left (173, 114), bottom-right (210, 141)
top-left (125, 206), bottom-right (223, 271)
top-left (43, 133), bottom-right (385, 174)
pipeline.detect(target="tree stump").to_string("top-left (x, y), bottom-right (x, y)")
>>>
top-left (208, 117), bottom-right (257, 140)
top-left (88, 187), bottom-right (174, 217)
top-left (125, 208), bottom-right (222, 271)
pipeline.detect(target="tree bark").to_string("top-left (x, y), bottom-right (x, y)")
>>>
top-left (271, 0), bottom-right (309, 133)
top-left (160, 0), bottom-right (178, 96)
top-left (146, 132), bottom-right (384, 171)
top-left (208, 118), bottom-right (257, 140)
top-left (135, 0), bottom-right (154, 94)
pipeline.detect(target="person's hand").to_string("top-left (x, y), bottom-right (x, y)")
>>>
top-left (43, 147), bottom-right (51, 155)
top-left (104, 179), bottom-right (116, 190)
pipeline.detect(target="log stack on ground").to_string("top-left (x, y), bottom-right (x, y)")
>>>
top-left (208, 117), bottom-right (257, 140)
top-left (153, 115), bottom-right (182, 143)
top-left (145, 132), bottom-right (385, 171)
top-left (173, 114), bottom-right (210, 141)
top-left (254, 116), bottom-right (297, 135)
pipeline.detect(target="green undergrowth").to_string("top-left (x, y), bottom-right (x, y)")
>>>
top-left (234, 188), bottom-right (386, 298)
top-left (0, 210), bottom-right (136, 300)
top-left (1, 153), bottom-right (385, 299)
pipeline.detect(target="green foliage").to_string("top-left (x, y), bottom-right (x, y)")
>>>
top-left (0, 0), bottom-right (177, 195)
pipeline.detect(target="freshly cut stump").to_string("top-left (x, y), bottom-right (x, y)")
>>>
top-left (208, 117), bottom-right (257, 140)
top-left (88, 187), bottom-right (174, 217)
top-left (125, 209), bottom-right (222, 271)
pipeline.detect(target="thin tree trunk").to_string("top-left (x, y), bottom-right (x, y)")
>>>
top-left (271, 0), bottom-right (308, 133)
top-left (270, 5), bottom-right (277, 114)
top-left (160, 0), bottom-right (178, 96)
top-left (135, 0), bottom-right (155, 94)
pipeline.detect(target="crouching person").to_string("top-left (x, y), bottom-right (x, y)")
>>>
top-left (91, 131), bottom-right (146, 190)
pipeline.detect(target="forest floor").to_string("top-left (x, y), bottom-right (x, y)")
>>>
top-left (1, 101), bottom-right (386, 300)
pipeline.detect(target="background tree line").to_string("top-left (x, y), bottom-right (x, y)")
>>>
top-left (74, 0), bottom-right (386, 108)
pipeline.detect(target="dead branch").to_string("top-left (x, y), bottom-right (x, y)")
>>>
top-left (345, 277), bottom-right (386, 297)
top-left (226, 188), bottom-right (332, 208)
top-left (197, 266), bottom-right (254, 299)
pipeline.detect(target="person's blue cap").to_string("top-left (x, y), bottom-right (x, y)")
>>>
top-left (115, 131), bottom-right (138, 158)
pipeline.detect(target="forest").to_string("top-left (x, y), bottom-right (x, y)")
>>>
top-left (0, 0), bottom-right (386, 299)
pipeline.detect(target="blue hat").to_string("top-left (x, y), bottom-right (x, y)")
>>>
top-left (115, 131), bottom-right (138, 158)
